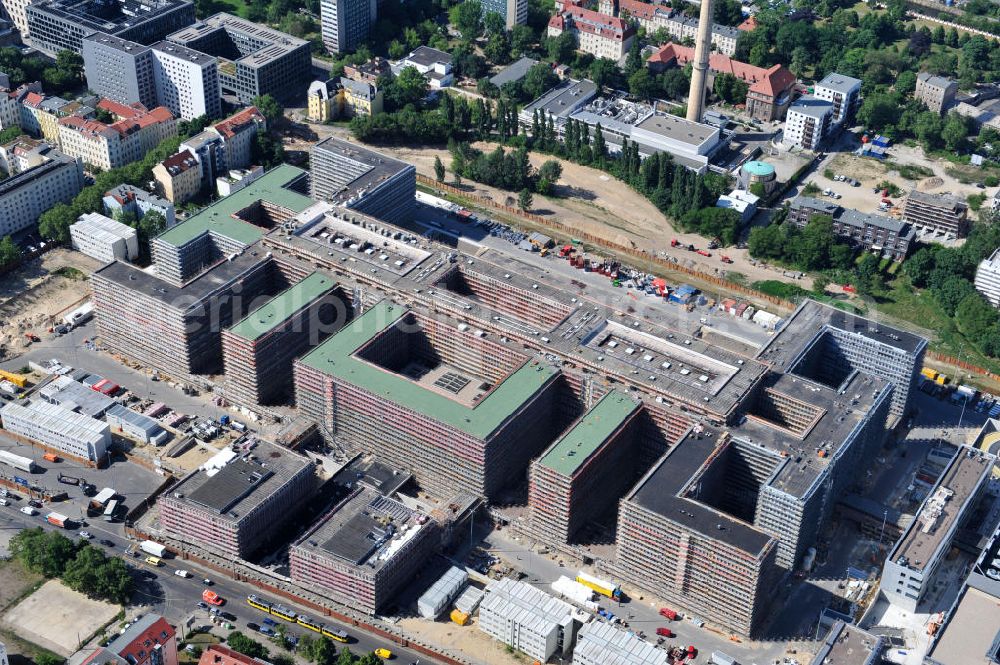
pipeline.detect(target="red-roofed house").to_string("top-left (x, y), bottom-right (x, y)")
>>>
top-left (737, 15), bottom-right (758, 32)
top-left (58, 105), bottom-right (176, 170)
top-left (548, 0), bottom-right (635, 60)
top-left (647, 42), bottom-right (797, 121)
top-left (152, 148), bottom-right (201, 203)
top-left (78, 615), bottom-right (177, 665)
top-left (98, 99), bottom-right (148, 121)
top-left (212, 106), bottom-right (266, 171)
top-left (197, 645), bottom-right (268, 665)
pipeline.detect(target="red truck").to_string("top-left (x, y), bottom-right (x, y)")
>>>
top-left (671, 238), bottom-right (680, 247)
top-left (656, 627), bottom-right (675, 638)
top-left (696, 250), bottom-right (712, 257)
top-left (659, 607), bottom-right (678, 621)
top-left (720, 255), bottom-right (733, 264)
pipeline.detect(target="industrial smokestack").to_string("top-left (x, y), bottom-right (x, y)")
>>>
top-left (686, 0), bottom-right (714, 123)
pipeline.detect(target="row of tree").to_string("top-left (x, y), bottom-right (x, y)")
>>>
top-left (10, 528), bottom-right (133, 604)
top-left (0, 47), bottom-right (83, 96)
top-left (225, 630), bottom-right (384, 665)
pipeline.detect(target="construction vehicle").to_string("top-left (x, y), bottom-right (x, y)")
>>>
top-left (24, 333), bottom-right (39, 344)
top-left (58, 473), bottom-right (81, 486)
top-left (696, 249), bottom-right (712, 257)
top-left (43, 453), bottom-right (60, 463)
top-left (576, 571), bottom-right (622, 600)
top-left (921, 368), bottom-right (938, 381)
top-left (935, 374), bottom-right (948, 385)
top-left (720, 255), bottom-right (733, 264)
top-left (671, 238), bottom-right (680, 247)
top-left (0, 369), bottom-right (29, 387)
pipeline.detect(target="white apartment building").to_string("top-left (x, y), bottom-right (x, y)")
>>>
top-left (1, 0), bottom-right (34, 36)
top-left (615, 0), bottom-right (738, 56)
top-left (0, 399), bottom-right (110, 462)
top-left (573, 621), bottom-right (670, 665)
top-left (0, 149), bottom-right (83, 235)
top-left (58, 107), bottom-right (176, 171)
top-left (548, 1), bottom-right (634, 61)
top-left (70, 212), bottom-right (139, 263)
top-left (0, 90), bottom-right (19, 129)
top-left (784, 96), bottom-right (832, 151)
top-left (151, 41), bottom-right (222, 120)
top-left (814, 73), bottom-right (862, 127)
top-left (975, 247), bottom-right (1000, 307)
top-left (478, 578), bottom-right (584, 663)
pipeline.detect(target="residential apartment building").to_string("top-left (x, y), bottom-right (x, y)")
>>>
top-left (814, 72), bottom-right (862, 126)
top-left (82, 34), bottom-right (221, 120)
top-left (788, 196), bottom-right (914, 261)
top-left (528, 391), bottom-right (640, 544)
top-left (343, 58), bottom-right (389, 84)
top-left (58, 105), bottom-right (176, 171)
top-left (103, 184), bottom-right (176, 227)
top-left (915, 72), bottom-right (958, 115)
top-left (481, 0), bottom-right (527, 29)
top-left (70, 212), bottom-right (139, 263)
top-left (320, 0), bottom-right (376, 53)
top-left (152, 144), bottom-right (205, 202)
top-left (783, 96), bottom-right (832, 150)
top-left (149, 41), bottom-right (221, 120)
top-left (25, 0), bottom-right (195, 56)
top-left (883, 447), bottom-right (994, 612)
top-left (307, 77), bottom-right (383, 122)
top-left (159, 439), bottom-right (315, 558)
top-left (0, 147), bottom-right (83, 235)
top-left (0, 134), bottom-right (47, 176)
top-left (294, 301), bottom-right (562, 499)
top-left (478, 578), bottom-right (582, 663)
top-left (975, 247), bottom-right (1000, 307)
top-left (0, 399), bottom-right (110, 463)
top-left (166, 14), bottom-right (311, 103)
top-left (80, 615), bottom-right (178, 665)
top-left (902, 190), bottom-right (970, 239)
top-left (647, 42), bottom-right (796, 122)
top-left (547, 0), bottom-right (635, 61)
top-left (612, 0), bottom-right (739, 55)
top-left (396, 46), bottom-right (453, 89)
top-left (310, 137), bottom-right (415, 224)
top-left (212, 106), bottom-right (265, 170)
top-left (221, 272), bottom-right (344, 406)
top-left (1, 0), bottom-right (33, 37)
top-left (289, 485), bottom-right (437, 615)
top-left (165, 106), bottom-right (264, 196)
top-left (20, 92), bottom-right (91, 145)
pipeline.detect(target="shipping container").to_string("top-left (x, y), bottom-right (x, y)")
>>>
top-left (42, 453), bottom-right (60, 463)
top-left (710, 652), bottom-right (736, 665)
top-left (140, 540), bottom-right (167, 558)
top-left (575, 571), bottom-right (622, 600)
top-left (0, 450), bottom-right (37, 473)
top-left (450, 609), bottom-right (470, 626)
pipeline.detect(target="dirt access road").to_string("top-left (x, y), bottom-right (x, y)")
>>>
top-left (287, 121), bottom-right (806, 287)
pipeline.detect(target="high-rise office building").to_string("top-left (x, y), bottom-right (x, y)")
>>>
top-left (320, 0), bottom-right (376, 54)
top-left (310, 137), bottom-right (415, 224)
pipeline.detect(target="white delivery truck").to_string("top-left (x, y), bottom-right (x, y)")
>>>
top-left (139, 540), bottom-right (167, 558)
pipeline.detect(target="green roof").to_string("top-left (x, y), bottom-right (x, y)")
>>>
top-left (228, 272), bottom-right (336, 341)
top-left (539, 390), bottom-right (639, 476)
top-left (156, 164), bottom-right (313, 247)
top-left (298, 301), bottom-right (559, 439)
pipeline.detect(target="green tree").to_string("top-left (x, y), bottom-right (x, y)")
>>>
top-left (941, 113), bottom-right (969, 151)
top-left (628, 68), bottom-right (656, 101)
top-left (0, 235), bottom-right (21, 267)
top-left (449, 0), bottom-right (483, 39)
top-left (336, 648), bottom-right (355, 665)
top-left (10, 528), bottom-right (76, 578)
top-left (252, 94), bottom-right (282, 124)
top-left (714, 0), bottom-right (743, 25)
top-left (904, 247), bottom-right (937, 287)
top-left (35, 653), bottom-right (64, 665)
top-left (227, 632), bottom-right (270, 660)
top-left (857, 92), bottom-right (900, 130)
top-left (434, 155), bottom-right (445, 181)
top-left (589, 58), bottom-right (618, 92)
top-left (302, 637), bottom-right (338, 665)
top-left (812, 274), bottom-right (830, 295)
top-left (518, 188), bottom-right (533, 210)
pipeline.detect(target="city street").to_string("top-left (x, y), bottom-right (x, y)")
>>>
top-left (0, 504), bottom-right (433, 664)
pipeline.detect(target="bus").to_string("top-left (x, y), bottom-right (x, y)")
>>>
top-left (296, 615), bottom-right (324, 633)
top-left (321, 627), bottom-right (349, 643)
top-left (103, 499), bottom-right (119, 522)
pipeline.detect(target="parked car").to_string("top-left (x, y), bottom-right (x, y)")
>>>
top-left (247, 622), bottom-right (260, 632)
top-left (197, 601), bottom-right (209, 610)
top-left (100, 539), bottom-right (115, 547)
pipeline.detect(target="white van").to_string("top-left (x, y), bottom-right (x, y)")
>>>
top-left (20, 506), bottom-right (36, 515)
top-left (175, 569), bottom-right (191, 578)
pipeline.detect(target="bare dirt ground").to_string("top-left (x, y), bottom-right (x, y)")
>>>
top-left (399, 616), bottom-right (525, 665)
top-left (1, 579), bottom-right (119, 656)
top-left (0, 560), bottom-right (41, 613)
top-left (0, 249), bottom-right (100, 359)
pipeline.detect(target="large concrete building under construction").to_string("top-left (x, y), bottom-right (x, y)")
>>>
top-left (294, 301), bottom-right (563, 499)
top-left (221, 272), bottom-right (347, 406)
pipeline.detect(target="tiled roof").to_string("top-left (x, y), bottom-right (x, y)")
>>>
top-left (97, 98), bottom-right (147, 119)
top-left (214, 106), bottom-right (264, 139)
top-left (555, 1), bottom-right (632, 40)
top-left (737, 15), bottom-right (757, 31)
top-left (648, 43), bottom-right (795, 99)
top-left (159, 149), bottom-right (199, 175)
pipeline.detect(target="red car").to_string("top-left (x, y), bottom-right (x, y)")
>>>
top-left (656, 627), bottom-right (674, 638)
top-left (202, 589), bottom-right (224, 606)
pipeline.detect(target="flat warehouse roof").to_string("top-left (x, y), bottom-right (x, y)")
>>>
top-left (928, 586), bottom-right (1000, 665)
top-left (297, 301), bottom-right (558, 439)
top-left (633, 113), bottom-right (719, 146)
top-left (227, 272), bottom-right (337, 341)
top-left (539, 390), bottom-right (638, 476)
top-left (156, 164), bottom-right (312, 247)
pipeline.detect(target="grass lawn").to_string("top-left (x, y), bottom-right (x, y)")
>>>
top-left (178, 631), bottom-right (221, 665)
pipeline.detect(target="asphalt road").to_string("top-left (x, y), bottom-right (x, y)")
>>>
top-left (0, 502), bottom-right (432, 663)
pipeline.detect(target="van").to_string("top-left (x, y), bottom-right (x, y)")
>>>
top-left (144, 556), bottom-right (162, 567)
top-left (175, 569), bottom-right (191, 578)
top-left (20, 506), bottom-right (36, 515)
top-left (374, 648), bottom-right (393, 659)
top-left (0, 498), bottom-right (9, 506)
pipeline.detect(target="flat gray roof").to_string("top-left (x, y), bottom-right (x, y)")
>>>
top-left (789, 96), bottom-right (833, 118)
top-left (927, 586), bottom-right (1000, 665)
top-left (809, 621), bottom-right (883, 665)
top-left (151, 39), bottom-right (217, 65)
top-left (167, 13), bottom-right (307, 68)
top-left (629, 425), bottom-right (776, 556)
top-left (523, 79), bottom-right (597, 119)
top-left (169, 439), bottom-right (311, 524)
top-left (633, 113), bottom-right (718, 146)
top-left (312, 137), bottom-right (414, 206)
top-left (817, 73), bottom-right (862, 94)
top-left (490, 57), bottom-right (539, 87)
